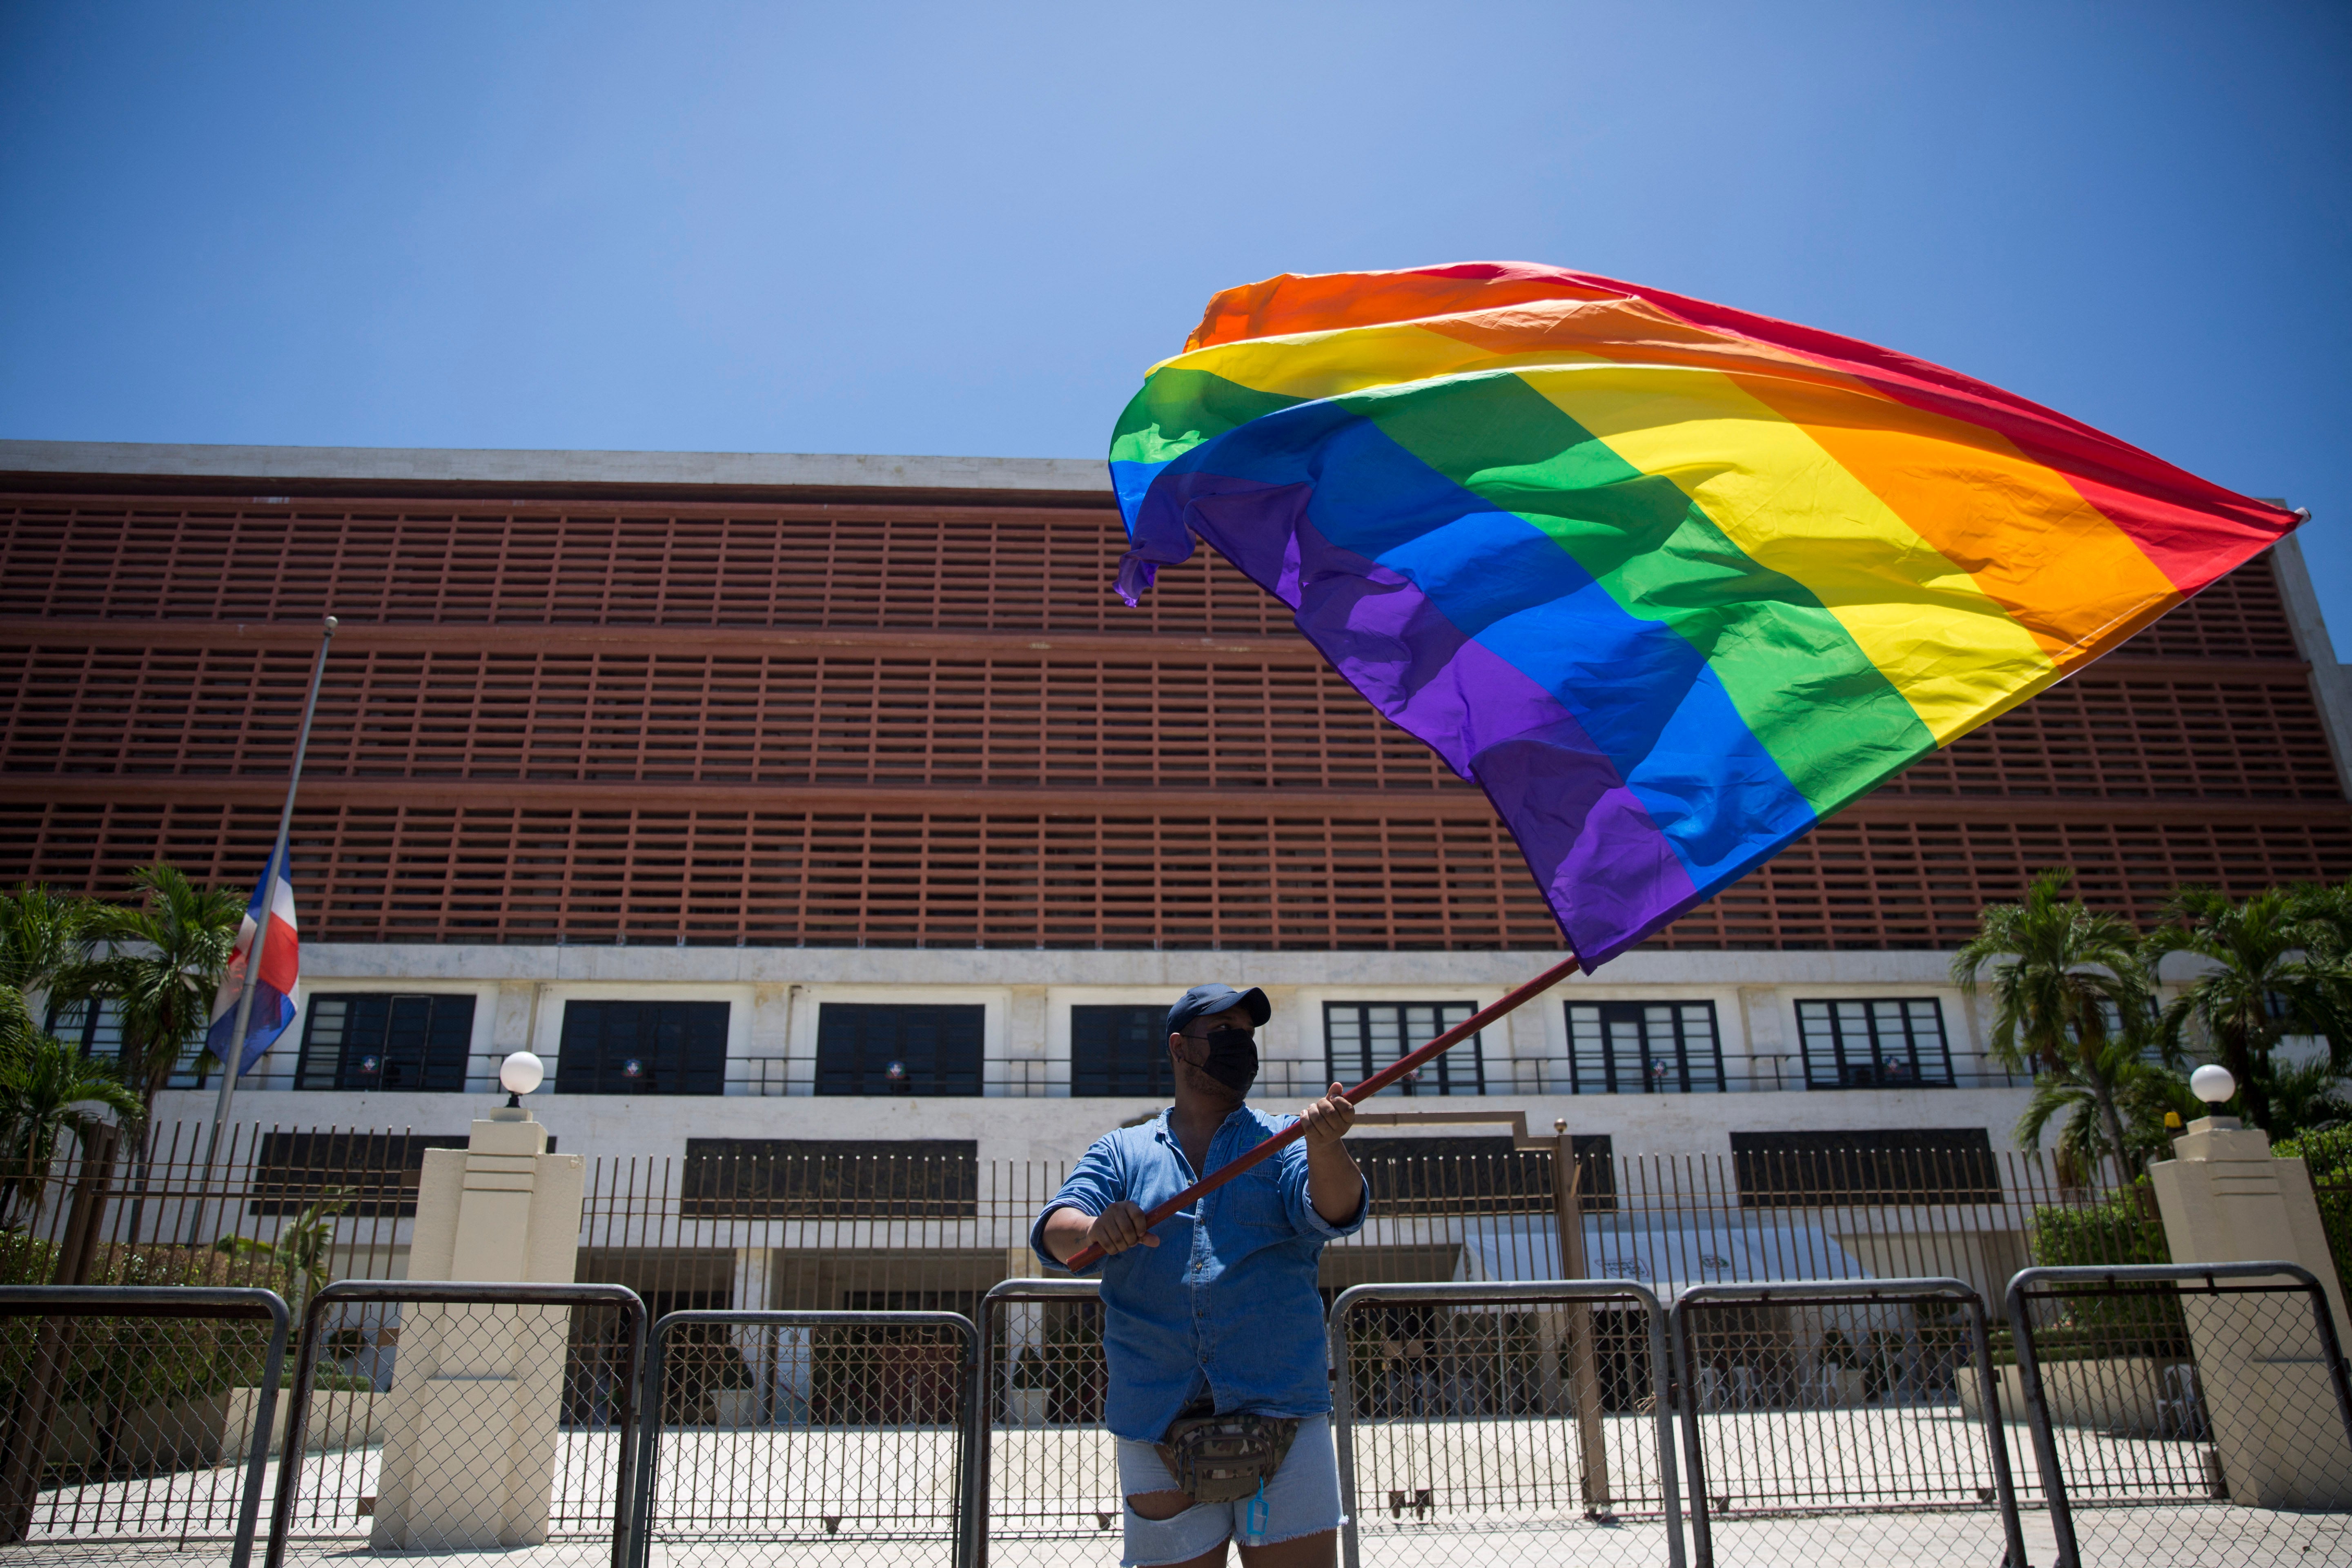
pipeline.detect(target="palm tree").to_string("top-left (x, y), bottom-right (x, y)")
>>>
top-left (2264, 1055), bottom-right (2352, 1141)
top-left (2145, 887), bottom-right (2352, 1134)
top-left (2296, 879), bottom-right (2352, 956)
top-left (0, 1022), bottom-right (143, 1226)
top-left (2017, 1033), bottom-right (2196, 1180)
top-left (1953, 869), bottom-right (2156, 1176)
top-left (76, 865), bottom-right (242, 1122)
top-left (0, 883), bottom-right (99, 1014)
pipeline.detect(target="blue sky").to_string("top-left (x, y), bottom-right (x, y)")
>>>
top-left (3, 2), bottom-right (2346, 651)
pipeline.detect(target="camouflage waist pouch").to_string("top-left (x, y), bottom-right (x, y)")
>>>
top-left (1154, 1409), bottom-right (1303, 1503)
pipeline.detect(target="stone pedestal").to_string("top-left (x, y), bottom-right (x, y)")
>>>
top-left (371, 1113), bottom-right (586, 1550)
top-left (2150, 1117), bottom-right (2352, 1508)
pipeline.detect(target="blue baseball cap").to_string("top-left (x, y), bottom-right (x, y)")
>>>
top-left (1167, 983), bottom-right (1272, 1036)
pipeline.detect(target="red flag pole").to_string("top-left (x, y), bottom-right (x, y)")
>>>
top-left (1062, 950), bottom-right (1582, 1271)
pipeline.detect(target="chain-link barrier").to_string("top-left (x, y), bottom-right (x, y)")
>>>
top-left (1329, 1281), bottom-right (1687, 1568)
top-left (1669, 1277), bottom-right (2027, 1568)
top-left (967, 1279), bottom-right (1121, 1568)
top-left (263, 1279), bottom-right (644, 1568)
top-left (632, 1307), bottom-right (976, 1568)
top-left (2006, 1262), bottom-right (2352, 1568)
top-left (0, 1283), bottom-right (290, 1567)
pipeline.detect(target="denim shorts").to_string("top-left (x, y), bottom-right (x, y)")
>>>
top-left (1114, 1414), bottom-right (1342, 1566)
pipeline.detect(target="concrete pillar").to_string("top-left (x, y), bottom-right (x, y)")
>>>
top-left (1737, 986), bottom-right (1790, 1092)
top-left (729, 1247), bottom-right (775, 1421)
top-left (1004, 986), bottom-right (1049, 1097)
top-left (487, 984), bottom-right (537, 1091)
top-left (745, 984), bottom-right (792, 1097)
top-left (2150, 1116), bottom-right (2352, 1508)
top-left (1003, 1246), bottom-right (1046, 1350)
top-left (371, 1112), bottom-right (587, 1550)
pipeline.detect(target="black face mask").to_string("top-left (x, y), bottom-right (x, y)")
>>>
top-left (1192, 1027), bottom-right (1259, 1094)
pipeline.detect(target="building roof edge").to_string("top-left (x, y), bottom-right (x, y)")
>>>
top-left (2269, 530), bottom-right (2352, 797)
top-left (0, 439), bottom-right (1112, 498)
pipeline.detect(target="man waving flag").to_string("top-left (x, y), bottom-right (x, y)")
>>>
top-left (207, 846), bottom-right (299, 1076)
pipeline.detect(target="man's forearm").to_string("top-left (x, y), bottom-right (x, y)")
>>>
top-left (1306, 1140), bottom-right (1363, 1225)
top-left (1040, 1204), bottom-right (1091, 1264)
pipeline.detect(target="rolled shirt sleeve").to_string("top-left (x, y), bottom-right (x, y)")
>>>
top-left (1030, 1133), bottom-right (1125, 1273)
top-left (1275, 1125), bottom-right (1369, 1239)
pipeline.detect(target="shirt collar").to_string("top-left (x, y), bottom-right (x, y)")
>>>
top-left (1150, 1103), bottom-right (1256, 1143)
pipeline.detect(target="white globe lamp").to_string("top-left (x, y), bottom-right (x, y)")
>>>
top-left (498, 1049), bottom-right (546, 1113)
top-left (2189, 1063), bottom-right (2236, 1109)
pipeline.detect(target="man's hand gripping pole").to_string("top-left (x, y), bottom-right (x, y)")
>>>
top-left (1062, 951), bottom-right (1582, 1271)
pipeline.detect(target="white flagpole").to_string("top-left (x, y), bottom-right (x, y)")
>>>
top-left (206, 615), bottom-right (337, 1151)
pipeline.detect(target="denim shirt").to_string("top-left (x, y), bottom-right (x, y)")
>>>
top-left (1029, 1103), bottom-right (1369, 1443)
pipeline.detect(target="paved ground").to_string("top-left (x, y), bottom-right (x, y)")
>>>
top-left (6, 1410), bottom-right (2350, 1566)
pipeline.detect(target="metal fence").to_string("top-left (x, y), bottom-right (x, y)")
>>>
top-left (12, 1125), bottom-right (2335, 1566)
top-left (969, 1279), bottom-right (1124, 1568)
top-left (265, 1279), bottom-right (644, 1568)
top-left (1, 1122), bottom-right (2174, 1321)
top-left (2007, 1262), bottom-right (2352, 1568)
top-left (565, 1135), bottom-right (2161, 1323)
top-left (634, 1307), bottom-right (976, 1567)
top-left (0, 1283), bottom-right (289, 1567)
top-left (1330, 1280), bottom-right (1686, 1568)
top-left (1670, 1278), bottom-right (2025, 1568)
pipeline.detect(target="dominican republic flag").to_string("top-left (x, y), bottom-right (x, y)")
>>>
top-left (207, 847), bottom-right (299, 1076)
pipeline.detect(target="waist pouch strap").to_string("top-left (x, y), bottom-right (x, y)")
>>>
top-left (1154, 1412), bottom-right (1303, 1505)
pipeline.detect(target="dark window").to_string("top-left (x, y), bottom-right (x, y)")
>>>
top-left (294, 994), bottom-right (476, 1091)
top-left (682, 1139), bottom-right (979, 1218)
top-left (1795, 999), bottom-right (1954, 1090)
top-left (1350, 1134), bottom-right (1616, 1214)
top-left (1565, 1002), bottom-right (1724, 1093)
top-left (249, 1131), bottom-right (469, 1216)
top-left (815, 1004), bottom-right (983, 1096)
top-left (1325, 1002), bottom-right (1483, 1096)
top-left (1070, 1006), bottom-right (1170, 1097)
top-left (1730, 1129), bottom-right (2000, 1206)
top-left (557, 1000), bottom-right (729, 1095)
top-left (44, 998), bottom-right (125, 1060)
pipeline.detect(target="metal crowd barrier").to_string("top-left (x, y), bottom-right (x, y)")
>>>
top-left (0, 1283), bottom-right (290, 1568)
top-left (1330, 1279), bottom-right (1689, 1568)
top-left (2007, 1261), bottom-right (2352, 1568)
top-left (265, 1279), bottom-right (646, 1568)
top-left (1670, 1277), bottom-right (2027, 1568)
top-left (967, 1277), bottom-right (1110, 1568)
top-left (633, 1306), bottom-right (977, 1568)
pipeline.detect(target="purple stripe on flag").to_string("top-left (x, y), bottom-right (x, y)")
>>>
top-left (1157, 471), bottom-right (1701, 965)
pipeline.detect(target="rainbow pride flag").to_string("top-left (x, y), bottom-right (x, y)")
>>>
top-left (1108, 262), bottom-right (2301, 968)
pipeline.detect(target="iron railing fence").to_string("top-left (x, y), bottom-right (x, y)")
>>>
top-left (0, 1284), bottom-right (289, 1567)
top-left (2007, 1262), bottom-right (2352, 1568)
top-left (633, 1307), bottom-right (975, 1568)
top-left (626, 1062), bottom-right (2037, 1099)
top-left (265, 1279), bottom-right (644, 1568)
top-left (1, 1120), bottom-right (448, 1295)
top-left (1329, 1280), bottom-right (1687, 1568)
top-left (3, 1128), bottom-right (2172, 1381)
top-left (568, 1141), bottom-right (2159, 1323)
top-left (1669, 1278), bottom-right (2026, 1568)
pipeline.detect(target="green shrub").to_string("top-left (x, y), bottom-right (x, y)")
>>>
top-left (2030, 1184), bottom-right (2170, 1268)
top-left (2027, 1183), bottom-right (2185, 1345)
top-left (2276, 1127), bottom-right (2352, 1304)
top-left (0, 1241), bottom-right (285, 1414)
top-left (0, 1229), bottom-right (58, 1285)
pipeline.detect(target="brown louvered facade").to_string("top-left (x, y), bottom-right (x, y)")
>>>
top-left (3, 477), bottom-right (2347, 952)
